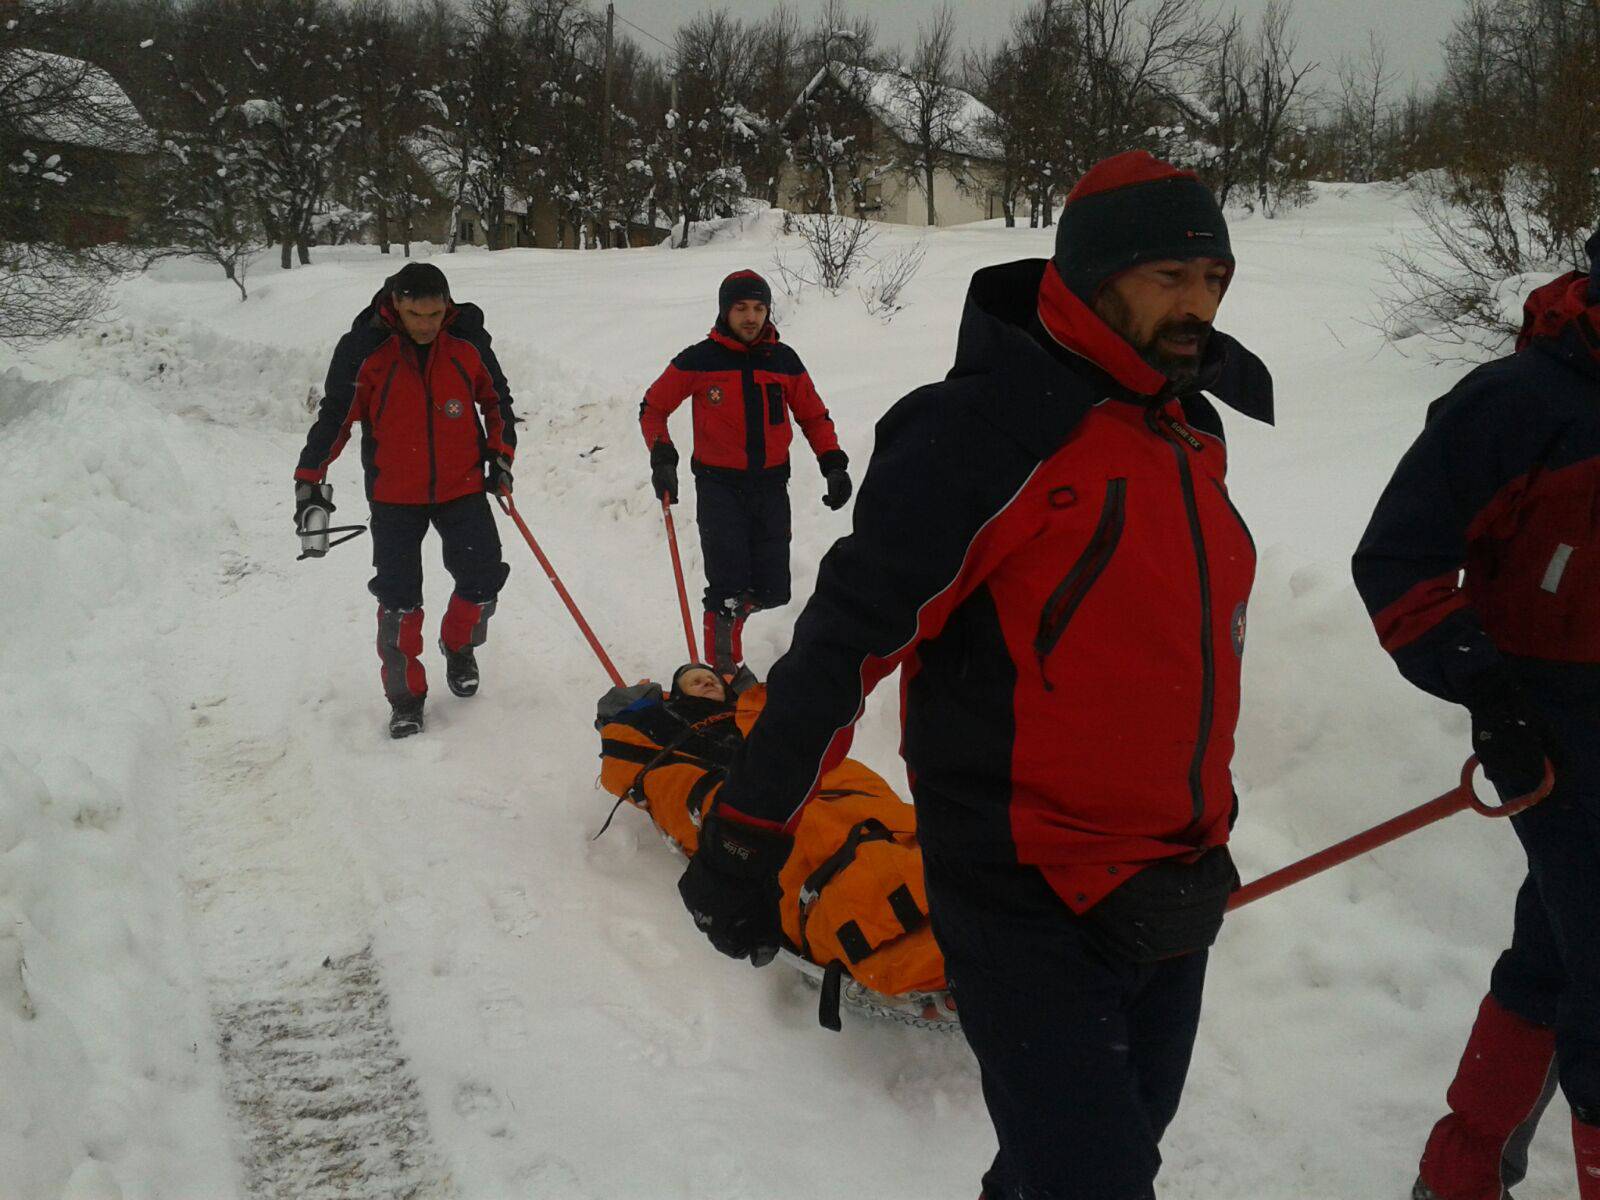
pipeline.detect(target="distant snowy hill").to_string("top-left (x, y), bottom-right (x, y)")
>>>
top-left (0, 184), bottom-right (1573, 1199)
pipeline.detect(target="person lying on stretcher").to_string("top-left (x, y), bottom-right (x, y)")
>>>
top-left (593, 664), bottom-right (948, 1010)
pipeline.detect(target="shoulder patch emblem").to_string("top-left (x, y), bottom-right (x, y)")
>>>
top-left (444, 397), bottom-right (465, 419)
top-left (1231, 601), bottom-right (1248, 657)
top-left (706, 386), bottom-right (724, 407)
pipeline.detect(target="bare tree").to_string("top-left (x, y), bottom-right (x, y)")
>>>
top-left (782, 4), bottom-right (886, 218)
top-left (346, 0), bottom-right (431, 254)
top-left (883, 5), bottom-right (970, 226)
top-left (965, 38), bottom-right (1028, 227)
top-left (1335, 31), bottom-right (1397, 183)
top-left (151, 50), bottom-right (266, 297)
top-left (1063, 0), bottom-right (1212, 175)
top-left (667, 9), bottom-right (759, 247)
top-left (1243, 0), bottom-right (1315, 215)
top-left (748, 3), bottom-right (803, 209)
top-left (454, 0), bottom-right (533, 250)
top-left (1383, 0), bottom-right (1600, 352)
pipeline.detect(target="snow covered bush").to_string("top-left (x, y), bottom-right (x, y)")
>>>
top-left (773, 211), bottom-right (875, 295)
top-left (859, 239), bottom-right (927, 322)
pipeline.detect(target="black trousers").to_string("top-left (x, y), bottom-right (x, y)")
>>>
top-left (1489, 692), bottom-right (1600, 1115)
top-left (923, 855), bottom-right (1209, 1200)
top-left (367, 492), bottom-right (508, 611)
top-left (695, 469), bottom-right (790, 613)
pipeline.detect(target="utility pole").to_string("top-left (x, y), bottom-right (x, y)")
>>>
top-left (669, 71), bottom-right (684, 248)
top-left (600, 2), bottom-right (615, 248)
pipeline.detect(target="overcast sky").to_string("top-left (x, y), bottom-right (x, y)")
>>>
top-left (614, 0), bottom-right (1463, 93)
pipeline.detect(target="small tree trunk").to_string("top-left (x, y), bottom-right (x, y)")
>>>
top-left (280, 237), bottom-right (292, 270)
top-left (923, 163), bottom-right (937, 226)
top-left (378, 207), bottom-right (391, 254)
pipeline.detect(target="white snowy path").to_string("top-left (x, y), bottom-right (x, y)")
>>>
top-left (0, 186), bottom-right (1574, 1198)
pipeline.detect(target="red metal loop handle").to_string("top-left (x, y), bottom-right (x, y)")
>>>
top-left (1228, 755), bottom-right (1557, 912)
top-left (1460, 755), bottom-right (1555, 818)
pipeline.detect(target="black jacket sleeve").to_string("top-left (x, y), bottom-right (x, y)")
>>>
top-left (1352, 368), bottom-right (1553, 702)
top-left (715, 383), bottom-right (1037, 829)
top-left (455, 303), bottom-right (517, 455)
top-left (296, 329), bottom-right (369, 482)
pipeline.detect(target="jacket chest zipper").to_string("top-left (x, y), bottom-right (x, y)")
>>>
top-left (741, 360), bottom-right (764, 471)
top-left (1034, 477), bottom-right (1127, 691)
top-left (373, 361), bottom-right (399, 426)
top-left (416, 345), bottom-right (438, 503)
top-left (1147, 406), bottom-right (1214, 834)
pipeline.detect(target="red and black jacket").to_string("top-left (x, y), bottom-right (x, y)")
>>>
top-left (640, 321), bottom-right (841, 479)
top-left (715, 259), bottom-right (1274, 913)
top-left (296, 289), bottom-right (517, 505)
top-left (1354, 239), bottom-right (1600, 702)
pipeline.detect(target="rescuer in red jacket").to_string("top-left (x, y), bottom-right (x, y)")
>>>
top-left (295, 262), bottom-right (517, 738)
top-left (677, 153), bottom-right (1274, 1200)
top-left (640, 270), bottom-right (850, 680)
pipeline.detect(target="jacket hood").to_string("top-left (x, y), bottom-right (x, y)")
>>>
top-left (1516, 228), bottom-right (1600, 381)
top-left (952, 259), bottom-right (1274, 426)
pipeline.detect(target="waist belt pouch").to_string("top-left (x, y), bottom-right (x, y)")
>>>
top-left (1081, 847), bottom-right (1239, 963)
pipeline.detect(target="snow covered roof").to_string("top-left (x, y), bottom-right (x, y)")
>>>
top-left (794, 62), bottom-right (1001, 161)
top-left (0, 49), bottom-right (153, 153)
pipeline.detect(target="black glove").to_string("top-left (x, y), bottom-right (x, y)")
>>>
top-left (488, 454), bottom-right (514, 496)
top-left (294, 481), bottom-right (333, 530)
top-left (819, 449), bottom-right (851, 511)
top-left (678, 813), bottom-right (792, 965)
top-left (1465, 668), bottom-right (1553, 798)
top-left (651, 441), bottom-right (679, 505)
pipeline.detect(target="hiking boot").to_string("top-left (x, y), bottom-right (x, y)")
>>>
top-left (440, 639), bottom-right (479, 698)
top-left (388, 696), bottom-right (425, 739)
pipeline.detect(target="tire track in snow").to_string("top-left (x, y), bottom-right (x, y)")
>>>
top-left (178, 652), bottom-right (454, 1198)
top-left (216, 946), bottom-right (444, 1200)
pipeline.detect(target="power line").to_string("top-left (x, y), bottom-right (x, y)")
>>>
top-left (612, 7), bottom-right (672, 56)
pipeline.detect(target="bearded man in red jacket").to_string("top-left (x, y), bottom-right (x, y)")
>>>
top-left (677, 153), bottom-right (1273, 1200)
top-left (641, 270), bottom-right (850, 681)
top-left (295, 262), bottom-right (517, 738)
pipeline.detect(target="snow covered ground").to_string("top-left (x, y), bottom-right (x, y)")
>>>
top-left (0, 184), bottom-right (1573, 1199)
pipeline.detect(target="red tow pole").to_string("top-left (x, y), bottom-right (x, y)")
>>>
top-left (660, 499), bottom-right (699, 664)
top-left (497, 494), bottom-right (624, 688)
top-left (1228, 757), bottom-right (1554, 912)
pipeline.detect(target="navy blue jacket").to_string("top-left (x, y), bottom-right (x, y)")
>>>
top-left (1354, 233), bottom-right (1600, 704)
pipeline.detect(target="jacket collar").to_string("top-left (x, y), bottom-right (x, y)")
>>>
top-left (952, 259), bottom-right (1274, 451)
top-left (359, 287), bottom-right (461, 337)
top-left (709, 319), bottom-right (779, 353)
top-left (1036, 260), bottom-right (1170, 396)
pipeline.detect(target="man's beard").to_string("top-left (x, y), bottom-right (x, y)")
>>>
top-left (1096, 291), bottom-right (1211, 387)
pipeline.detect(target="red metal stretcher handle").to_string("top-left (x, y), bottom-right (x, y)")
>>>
top-left (1227, 756), bottom-right (1554, 912)
top-left (1459, 755), bottom-right (1555, 818)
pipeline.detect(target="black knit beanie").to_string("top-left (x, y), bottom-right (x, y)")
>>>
top-left (718, 270), bottom-right (772, 319)
top-left (1054, 151), bottom-right (1232, 303)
